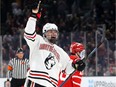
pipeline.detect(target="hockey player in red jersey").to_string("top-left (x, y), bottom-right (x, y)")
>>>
top-left (58, 42), bottom-right (86, 87)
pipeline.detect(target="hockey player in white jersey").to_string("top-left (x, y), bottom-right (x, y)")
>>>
top-left (24, 1), bottom-right (85, 87)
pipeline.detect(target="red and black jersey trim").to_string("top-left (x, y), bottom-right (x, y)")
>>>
top-left (24, 32), bottom-right (36, 41)
top-left (28, 70), bottom-right (58, 87)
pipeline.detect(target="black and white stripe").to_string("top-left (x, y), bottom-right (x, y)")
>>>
top-left (8, 58), bottom-right (29, 79)
top-left (28, 70), bottom-right (58, 87)
top-left (24, 32), bottom-right (36, 41)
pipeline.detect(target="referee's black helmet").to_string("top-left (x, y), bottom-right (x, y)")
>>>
top-left (16, 48), bottom-right (24, 53)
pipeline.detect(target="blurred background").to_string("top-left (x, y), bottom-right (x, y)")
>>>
top-left (0, 0), bottom-right (115, 78)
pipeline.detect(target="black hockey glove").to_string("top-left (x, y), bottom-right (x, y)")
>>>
top-left (26, 0), bottom-right (40, 9)
top-left (30, 0), bottom-right (41, 19)
top-left (72, 59), bottom-right (86, 71)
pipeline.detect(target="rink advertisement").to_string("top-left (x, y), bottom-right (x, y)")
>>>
top-left (81, 77), bottom-right (116, 87)
top-left (0, 77), bottom-right (116, 87)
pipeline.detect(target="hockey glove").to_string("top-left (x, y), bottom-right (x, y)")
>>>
top-left (72, 59), bottom-right (86, 71)
top-left (26, 0), bottom-right (40, 9)
top-left (30, 1), bottom-right (41, 19)
top-left (31, 12), bottom-right (41, 19)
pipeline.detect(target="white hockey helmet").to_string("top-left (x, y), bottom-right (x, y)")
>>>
top-left (42, 23), bottom-right (58, 35)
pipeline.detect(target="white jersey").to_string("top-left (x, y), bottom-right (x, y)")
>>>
top-left (24, 17), bottom-right (74, 87)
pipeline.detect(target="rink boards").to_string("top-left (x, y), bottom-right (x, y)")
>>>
top-left (0, 77), bottom-right (116, 87)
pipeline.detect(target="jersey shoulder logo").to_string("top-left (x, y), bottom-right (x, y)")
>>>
top-left (44, 53), bottom-right (56, 70)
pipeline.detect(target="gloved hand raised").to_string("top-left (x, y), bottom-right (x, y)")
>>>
top-left (30, 0), bottom-right (41, 19)
top-left (72, 59), bottom-right (86, 71)
top-left (32, 1), bottom-right (41, 13)
top-left (26, 0), bottom-right (40, 9)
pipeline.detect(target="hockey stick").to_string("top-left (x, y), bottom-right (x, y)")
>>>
top-left (82, 30), bottom-right (105, 62)
top-left (59, 28), bottom-right (105, 87)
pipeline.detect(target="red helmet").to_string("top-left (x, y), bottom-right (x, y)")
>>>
top-left (70, 42), bottom-right (85, 54)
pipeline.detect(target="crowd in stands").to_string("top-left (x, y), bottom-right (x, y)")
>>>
top-left (1, 0), bottom-right (115, 77)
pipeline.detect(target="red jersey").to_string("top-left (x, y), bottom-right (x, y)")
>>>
top-left (58, 55), bottom-right (83, 87)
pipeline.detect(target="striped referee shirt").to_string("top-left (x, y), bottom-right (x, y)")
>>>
top-left (7, 57), bottom-right (29, 79)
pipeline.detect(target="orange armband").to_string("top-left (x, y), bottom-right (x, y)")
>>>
top-left (7, 65), bottom-right (13, 71)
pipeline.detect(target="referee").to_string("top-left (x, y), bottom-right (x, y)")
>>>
top-left (6, 48), bottom-right (29, 87)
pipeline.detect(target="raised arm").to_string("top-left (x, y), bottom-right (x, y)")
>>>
top-left (24, 1), bottom-right (41, 41)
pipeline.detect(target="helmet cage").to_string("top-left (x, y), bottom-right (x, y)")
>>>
top-left (70, 42), bottom-right (85, 59)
